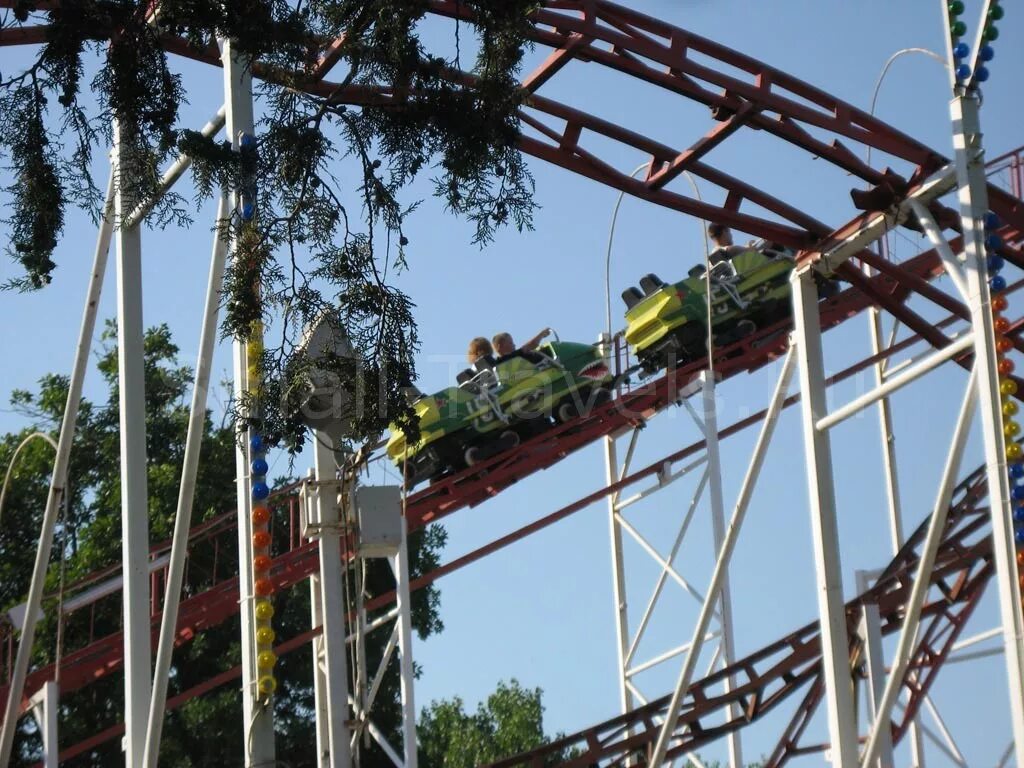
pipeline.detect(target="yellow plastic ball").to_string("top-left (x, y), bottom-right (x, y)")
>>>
top-left (1007, 421), bottom-right (1021, 437)
top-left (258, 676), bottom-right (277, 696)
top-left (257, 650), bottom-right (277, 670)
top-left (1006, 400), bottom-right (1020, 417)
top-left (256, 626), bottom-right (276, 645)
top-left (254, 600), bottom-right (275, 621)
top-left (1008, 443), bottom-right (1023, 460)
top-left (1003, 378), bottom-right (1020, 397)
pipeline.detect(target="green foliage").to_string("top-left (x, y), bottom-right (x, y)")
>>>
top-left (1, 323), bottom-right (446, 766)
top-left (1, 0), bottom-right (538, 451)
top-left (419, 679), bottom-right (565, 768)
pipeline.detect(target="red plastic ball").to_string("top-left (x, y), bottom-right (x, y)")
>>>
top-left (254, 554), bottom-right (272, 572)
top-left (998, 336), bottom-right (1014, 353)
top-left (996, 317), bottom-right (1012, 334)
top-left (255, 578), bottom-right (276, 597)
top-left (252, 506), bottom-right (271, 525)
top-left (253, 530), bottom-right (272, 549)
top-left (993, 295), bottom-right (1009, 312)
top-left (1000, 358), bottom-right (1016, 376)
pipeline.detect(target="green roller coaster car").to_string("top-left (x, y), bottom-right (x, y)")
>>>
top-left (622, 243), bottom-right (825, 373)
top-left (387, 338), bottom-right (614, 486)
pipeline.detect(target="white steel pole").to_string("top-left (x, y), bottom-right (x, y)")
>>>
top-left (222, 39), bottom-right (276, 767)
top-left (115, 118), bottom-right (153, 768)
top-left (0, 172), bottom-right (115, 768)
top-left (143, 195), bottom-right (230, 768)
top-left (791, 268), bottom-right (859, 768)
top-left (648, 348), bottom-right (795, 768)
top-left (394, 514), bottom-right (418, 768)
top-left (859, 367), bottom-right (977, 768)
top-left (950, 92), bottom-right (1024, 766)
top-left (856, 573), bottom-right (894, 768)
top-left (313, 434), bottom-right (353, 768)
top-left (310, 564), bottom-right (330, 766)
top-left (604, 432), bottom-right (634, 716)
top-left (699, 373), bottom-right (742, 768)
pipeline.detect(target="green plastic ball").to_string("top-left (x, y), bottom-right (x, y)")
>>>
top-left (948, 0), bottom-right (964, 13)
top-left (952, 20), bottom-right (967, 36)
top-left (989, 4), bottom-right (1005, 21)
top-left (986, 24), bottom-right (1000, 41)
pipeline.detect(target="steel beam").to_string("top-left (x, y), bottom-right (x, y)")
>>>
top-left (115, 117), bottom-right (153, 768)
top-left (791, 268), bottom-right (859, 768)
top-left (950, 93), bottom-right (1024, 767)
top-left (0, 172), bottom-right (114, 768)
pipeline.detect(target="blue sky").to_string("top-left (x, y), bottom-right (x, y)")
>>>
top-left (2, 1), bottom-right (1024, 765)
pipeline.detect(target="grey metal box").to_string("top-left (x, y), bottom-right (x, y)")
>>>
top-left (356, 485), bottom-right (403, 557)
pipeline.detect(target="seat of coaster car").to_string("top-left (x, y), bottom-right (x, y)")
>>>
top-left (639, 273), bottom-right (665, 295)
top-left (457, 355), bottom-right (498, 391)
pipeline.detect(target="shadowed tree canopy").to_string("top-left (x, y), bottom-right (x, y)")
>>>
top-left (0, 0), bottom-right (537, 451)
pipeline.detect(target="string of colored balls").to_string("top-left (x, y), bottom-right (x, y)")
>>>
top-left (948, 0), bottom-right (1003, 84)
top-left (987, 214), bottom-right (1024, 559)
top-left (251, 431), bottom-right (277, 697)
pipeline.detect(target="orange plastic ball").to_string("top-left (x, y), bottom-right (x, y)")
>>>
top-left (998, 336), bottom-right (1014, 353)
top-left (252, 506), bottom-right (271, 525)
top-left (993, 295), bottom-right (1009, 312)
top-left (255, 578), bottom-right (276, 597)
top-left (1018, 549), bottom-right (1024, 565)
top-left (996, 317), bottom-right (1012, 334)
top-left (1000, 358), bottom-right (1016, 376)
top-left (254, 554), bottom-right (272, 573)
top-left (1003, 378), bottom-right (1020, 396)
top-left (253, 530), bottom-right (272, 549)
top-left (254, 600), bottom-right (274, 621)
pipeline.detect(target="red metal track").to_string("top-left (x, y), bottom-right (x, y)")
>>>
top-left (2, 3), bottom-right (1024, 762)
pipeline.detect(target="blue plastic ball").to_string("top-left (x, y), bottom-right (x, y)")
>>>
top-left (986, 211), bottom-right (1002, 230)
top-left (976, 66), bottom-right (990, 82)
top-left (1012, 463), bottom-right (1024, 478)
top-left (252, 482), bottom-right (270, 500)
top-left (989, 255), bottom-right (1005, 273)
top-left (987, 233), bottom-right (1005, 250)
top-left (991, 275), bottom-right (1007, 292)
top-left (1014, 508), bottom-right (1024, 523)
top-left (954, 42), bottom-right (970, 59)
top-left (240, 133), bottom-right (257, 148)
top-left (956, 63), bottom-right (972, 80)
top-left (1013, 483), bottom-right (1024, 501)
top-left (252, 458), bottom-right (269, 476)
top-left (980, 44), bottom-right (995, 62)
top-left (251, 434), bottom-right (264, 453)
top-left (1015, 526), bottom-right (1024, 545)
top-left (242, 202), bottom-right (255, 221)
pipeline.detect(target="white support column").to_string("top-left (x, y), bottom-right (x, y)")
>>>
top-left (114, 118), bottom-right (152, 768)
top-left (604, 433), bottom-right (633, 716)
top-left (310, 565), bottom-right (330, 767)
top-left (223, 39), bottom-right (275, 767)
top-left (855, 572), bottom-right (894, 768)
top-left (313, 434), bottom-right (354, 768)
top-left (950, 93), bottom-right (1024, 766)
top-left (143, 195), bottom-right (230, 768)
top-left (29, 681), bottom-right (58, 768)
top-left (394, 516), bottom-right (418, 768)
top-left (0, 173), bottom-right (115, 768)
top-left (699, 373), bottom-right (742, 768)
top-left (791, 269), bottom-right (859, 768)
